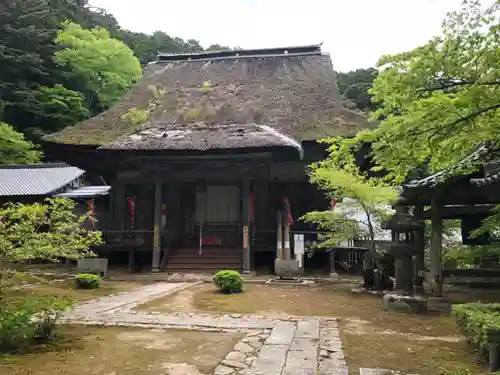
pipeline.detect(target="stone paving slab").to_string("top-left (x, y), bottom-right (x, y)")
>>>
top-left (248, 344), bottom-right (289, 375)
top-left (282, 340), bottom-right (318, 375)
top-left (71, 282), bottom-right (198, 315)
top-left (265, 321), bottom-right (296, 345)
top-left (295, 319), bottom-right (320, 340)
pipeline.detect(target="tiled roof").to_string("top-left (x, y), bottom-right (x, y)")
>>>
top-left (404, 144), bottom-right (494, 188)
top-left (0, 163), bottom-right (85, 197)
top-left (471, 160), bottom-right (500, 186)
top-left (156, 45), bottom-right (323, 62)
top-left (56, 185), bottom-right (111, 198)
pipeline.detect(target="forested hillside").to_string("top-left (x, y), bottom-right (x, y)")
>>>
top-left (0, 0), bottom-right (230, 160)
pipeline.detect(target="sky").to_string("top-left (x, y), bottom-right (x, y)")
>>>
top-left (89, 0), bottom-right (465, 72)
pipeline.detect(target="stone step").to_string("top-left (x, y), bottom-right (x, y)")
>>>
top-left (359, 368), bottom-right (419, 375)
top-left (167, 257), bottom-right (242, 263)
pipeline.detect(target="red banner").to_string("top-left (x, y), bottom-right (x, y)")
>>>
top-left (87, 198), bottom-right (95, 217)
top-left (282, 197), bottom-right (293, 225)
top-left (330, 199), bottom-right (337, 211)
top-left (126, 196), bottom-right (136, 229)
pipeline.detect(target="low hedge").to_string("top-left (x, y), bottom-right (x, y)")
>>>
top-left (213, 270), bottom-right (243, 294)
top-left (0, 297), bottom-right (72, 352)
top-left (74, 273), bottom-right (101, 289)
top-left (453, 302), bottom-right (500, 359)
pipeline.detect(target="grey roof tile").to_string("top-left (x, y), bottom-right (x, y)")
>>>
top-left (0, 163), bottom-right (85, 197)
top-left (56, 185), bottom-right (110, 198)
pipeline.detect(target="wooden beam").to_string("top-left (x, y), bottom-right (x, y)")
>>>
top-left (114, 182), bottom-right (125, 239)
top-left (151, 178), bottom-right (162, 272)
top-left (430, 198), bottom-right (444, 297)
top-left (283, 212), bottom-right (291, 261)
top-left (422, 204), bottom-right (496, 219)
top-left (128, 250), bottom-right (135, 273)
top-left (242, 179), bottom-right (251, 273)
top-left (414, 205), bottom-right (425, 291)
top-left (329, 249), bottom-right (336, 275)
top-left (276, 210), bottom-right (283, 260)
top-left (403, 182), bottom-right (500, 206)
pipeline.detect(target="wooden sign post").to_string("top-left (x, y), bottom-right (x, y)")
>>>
top-left (243, 225), bottom-right (249, 249)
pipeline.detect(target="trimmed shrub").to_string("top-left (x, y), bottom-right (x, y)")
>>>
top-left (213, 270), bottom-right (243, 294)
top-left (0, 297), bottom-right (72, 352)
top-left (453, 303), bottom-right (500, 359)
top-left (74, 273), bottom-right (100, 289)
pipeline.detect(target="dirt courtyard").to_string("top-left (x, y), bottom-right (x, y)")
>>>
top-left (137, 282), bottom-right (488, 374)
top-left (0, 325), bottom-right (242, 375)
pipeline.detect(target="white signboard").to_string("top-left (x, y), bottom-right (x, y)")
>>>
top-left (294, 234), bottom-right (305, 268)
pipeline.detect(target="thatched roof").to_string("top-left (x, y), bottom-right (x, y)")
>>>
top-left (45, 45), bottom-right (371, 148)
top-left (101, 122), bottom-right (303, 154)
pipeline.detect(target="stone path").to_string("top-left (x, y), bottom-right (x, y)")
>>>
top-left (60, 282), bottom-right (413, 375)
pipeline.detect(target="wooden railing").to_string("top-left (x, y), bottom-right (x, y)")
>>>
top-left (99, 230), bottom-right (154, 249)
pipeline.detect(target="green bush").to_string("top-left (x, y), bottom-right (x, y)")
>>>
top-left (0, 297), bottom-right (72, 352)
top-left (74, 273), bottom-right (100, 289)
top-left (453, 302), bottom-right (500, 359)
top-left (213, 270), bottom-right (244, 294)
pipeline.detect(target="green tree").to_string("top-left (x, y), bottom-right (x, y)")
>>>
top-left (54, 22), bottom-right (142, 108)
top-left (206, 44), bottom-right (231, 51)
top-left (0, 0), bottom-right (79, 134)
top-left (116, 30), bottom-right (204, 65)
top-left (359, 0), bottom-right (500, 184)
top-left (15, 85), bottom-right (89, 139)
top-left (0, 198), bottom-right (102, 298)
top-left (336, 68), bottom-right (378, 111)
top-left (302, 137), bottom-right (398, 268)
top-left (0, 0), bottom-right (220, 143)
top-left (0, 122), bottom-right (42, 165)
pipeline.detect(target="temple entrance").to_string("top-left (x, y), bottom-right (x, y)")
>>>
top-left (165, 183), bottom-right (244, 272)
top-left (195, 184), bottom-right (241, 247)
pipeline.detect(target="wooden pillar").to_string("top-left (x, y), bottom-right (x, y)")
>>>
top-left (114, 181), bottom-right (125, 238)
top-left (414, 204), bottom-right (425, 291)
top-left (242, 179), bottom-right (251, 273)
top-left (329, 249), bottom-right (337, 275)
top-left (128, 250), bottom-right (135, 273)
top-left (160, 181), bottom-right (181, 270)
top-left (430, 197), bottom-right (443, 297)
top-left (254, 180), bottom-right (269, 230)
top-left (283, 213), bottom-right (291, 261)
top-left (276, 210), bottom-right (283, 260)
top-left (152, 178), bottom-right (162, 272)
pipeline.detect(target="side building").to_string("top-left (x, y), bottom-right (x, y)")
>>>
top-left (0, 162), bottom-right (110, 227)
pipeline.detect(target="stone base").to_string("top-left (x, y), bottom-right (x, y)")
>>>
top-left (77, 258), bottom-right (108, 276)
top-left (427, 297), bottom-right (452, 314)
top-left (274, 259), bottom-right (303, 277)
top-left (382, 293), bottom-right (428, 314)
top-left (265, 278), bottom-right (315, 286)
top-left (413, 285), bottom-right (425, 295)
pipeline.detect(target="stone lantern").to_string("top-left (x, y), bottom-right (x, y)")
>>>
top-left (381, 212), bottom-right (427, 314)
